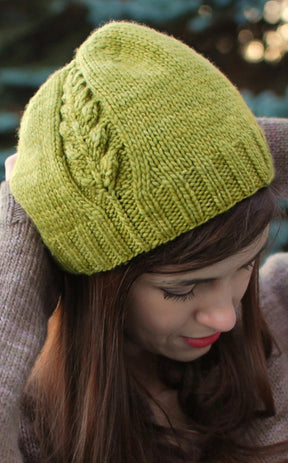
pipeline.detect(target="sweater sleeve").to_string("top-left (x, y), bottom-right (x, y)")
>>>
top-left (0, 181), bottom-right (60, 463)
top-left (257, 117), bottom-right (288, 198)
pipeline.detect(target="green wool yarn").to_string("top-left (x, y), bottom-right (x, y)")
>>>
top-left (10, 21), bottom-right (274, 274)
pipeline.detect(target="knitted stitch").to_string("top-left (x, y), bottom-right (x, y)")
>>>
top-left (10, 21), bottom-right (274, 274)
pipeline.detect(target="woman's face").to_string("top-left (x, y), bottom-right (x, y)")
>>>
top-left (125, 228), bottom-right (269, 363)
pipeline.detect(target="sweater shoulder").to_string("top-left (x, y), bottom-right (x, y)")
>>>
top-left (260, 252), bottom-right (288, 339)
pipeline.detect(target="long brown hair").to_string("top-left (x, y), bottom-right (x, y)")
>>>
top-left (27, 186), bottom-right (287, 462)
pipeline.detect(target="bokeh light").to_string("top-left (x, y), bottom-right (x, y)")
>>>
top-left (281, 0), bottom-right (288, 21)
top-left (278, 23), bottom-right (288, 40)
top-left (265, 30), bottom-right (284, 47)
top-left (265, 45), bottom-right (283, 61)
top-left (240, 0), bottom-right (288, 63)
top-left (238, 29), bottom-right (254, 44)
top-left (243, 40), bottom-right (264, 62)
top-left (264, 1), bottom-right (282, 24)
top-left (198, 4), bottom-right (213, 17)
top-left (244, 7), bottom-right (262, 23)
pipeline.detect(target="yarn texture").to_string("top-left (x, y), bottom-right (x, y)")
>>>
top-left (10, 21), bottom-right (274, 274)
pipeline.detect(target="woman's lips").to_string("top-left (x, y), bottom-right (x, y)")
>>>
top-left (181, 332), bottom-right (221, 348)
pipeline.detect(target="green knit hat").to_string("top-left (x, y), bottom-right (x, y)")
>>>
top-left (10, 21), bottom-right (274, 274)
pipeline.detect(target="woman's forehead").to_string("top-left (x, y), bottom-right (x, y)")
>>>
top-left (143, 227), bottom-right (270, 284)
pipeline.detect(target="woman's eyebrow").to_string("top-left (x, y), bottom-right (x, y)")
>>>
top-left (155, 237), bottom-right (270, 288)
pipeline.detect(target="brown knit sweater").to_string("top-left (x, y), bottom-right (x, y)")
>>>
top-left (0, 118), bottom-right (288, 462)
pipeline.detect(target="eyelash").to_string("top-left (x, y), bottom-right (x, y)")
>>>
top-left (162, 260), bottom-right (256, 302)
top-left (242, 260), bottom-right (255, 271)
top-left (163, 287), bottom-right (196, 302)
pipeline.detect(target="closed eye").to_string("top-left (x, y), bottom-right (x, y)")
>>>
top-left (160, 255), bottom-right (259, 301)
top-left (162, 286), bottom-right (196, 302)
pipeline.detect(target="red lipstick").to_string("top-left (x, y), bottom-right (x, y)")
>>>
top-left (182, 332), bottom-right (221, 348)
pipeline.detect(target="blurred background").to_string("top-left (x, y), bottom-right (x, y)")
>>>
top-left (0, 0), bottom-right (287, 251)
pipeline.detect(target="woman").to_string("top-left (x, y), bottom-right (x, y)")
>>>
top-left (1, 21), bottom-right (288, 462)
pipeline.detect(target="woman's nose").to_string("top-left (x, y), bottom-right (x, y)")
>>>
top-left (194, 281), bottom-right (237, 332)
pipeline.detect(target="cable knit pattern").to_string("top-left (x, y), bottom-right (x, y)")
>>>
top-left (59, 61), bottom-right (123, 198)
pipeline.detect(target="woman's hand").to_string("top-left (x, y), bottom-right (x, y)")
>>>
top-left (5, 153), bottom-right (18, 181)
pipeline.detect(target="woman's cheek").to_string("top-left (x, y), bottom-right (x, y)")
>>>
top-left (234, 270), bottom-right (253, 300)
top-left (126, 287), bottom-right (186, 335)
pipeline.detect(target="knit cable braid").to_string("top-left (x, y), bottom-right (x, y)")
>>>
top-left (10, 21), bottom-right (274, 274)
